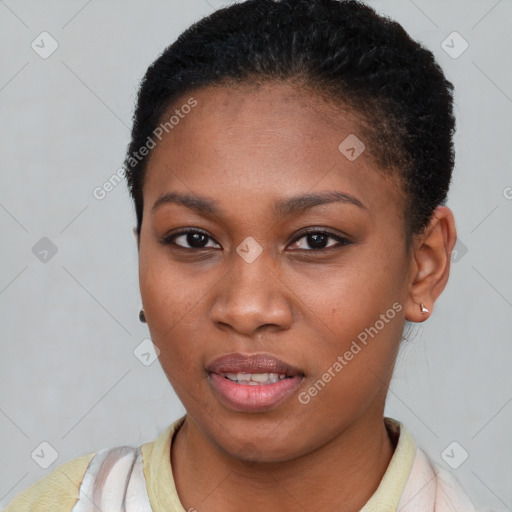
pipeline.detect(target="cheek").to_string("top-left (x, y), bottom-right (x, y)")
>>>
top-left (138, 243), bottom-right (224, 384)
top-left (289, 245), bottom-right (406, 398)
top-left (291, 245), bottom-right (406, 345)
top-left (139, 257), bottom-right (217, 422)
top-left (139, 239), bottom-right (200, 320)
top-left (290, 276), bottom-right (403, 445)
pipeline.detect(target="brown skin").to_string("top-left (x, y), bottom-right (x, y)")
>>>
top-left (135, 82), bottom-right (457, 511)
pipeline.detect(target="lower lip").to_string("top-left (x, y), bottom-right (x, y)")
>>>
top-left (209, 373), bottom-right (303, 412)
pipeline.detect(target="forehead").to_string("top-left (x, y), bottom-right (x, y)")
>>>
top-left (142, 82), bottom-right (405, 221)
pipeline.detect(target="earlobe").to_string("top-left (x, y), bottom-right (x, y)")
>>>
top-left (404, 206), bottom-right (457, 322)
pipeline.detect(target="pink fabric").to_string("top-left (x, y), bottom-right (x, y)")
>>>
top-left (397, 447), bottom-right (477, 511)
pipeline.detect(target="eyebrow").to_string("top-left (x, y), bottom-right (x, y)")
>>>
top-left (151, 190), bottom-right (366, 218)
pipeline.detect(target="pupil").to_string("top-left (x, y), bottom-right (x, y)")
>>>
top-left (188, 233), bottom-right (207, 248)
top-left (308, 233), bottom-right (326, 249)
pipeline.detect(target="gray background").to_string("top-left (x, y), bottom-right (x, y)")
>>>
top-left (1, 0), bottom-right (511, 510)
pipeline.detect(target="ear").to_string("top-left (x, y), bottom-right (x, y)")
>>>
top-left (404, 206), bottom-right (457, 322)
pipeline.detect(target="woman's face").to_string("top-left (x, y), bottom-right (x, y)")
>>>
top-left (138, 82), bottom-right (413, 461)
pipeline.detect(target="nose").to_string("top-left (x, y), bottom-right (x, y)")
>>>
top-left (209, 245), bottom-right (294, 337)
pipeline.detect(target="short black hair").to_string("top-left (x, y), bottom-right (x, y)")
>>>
top-left (124, 0), bottom-right (455, 242)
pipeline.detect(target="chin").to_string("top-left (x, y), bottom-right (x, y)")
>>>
top-left (201, 411), bottom-right (317, 463)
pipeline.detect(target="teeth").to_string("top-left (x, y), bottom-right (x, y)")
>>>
top-left (221, 372), bottom-right (289, 384)
top-left (250, 373), bottom-right (270, 382)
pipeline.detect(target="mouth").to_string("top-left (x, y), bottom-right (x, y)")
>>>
top-left (219, 372), bottom-right (290, 385)
top-left (206, 353), bottom-right (305, 412)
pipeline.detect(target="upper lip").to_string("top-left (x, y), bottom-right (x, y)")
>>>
top-left (207, 353), bottom-right (304, 376)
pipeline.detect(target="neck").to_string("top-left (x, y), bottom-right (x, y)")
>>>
top-left (171, 410), bottom-right (395, 512)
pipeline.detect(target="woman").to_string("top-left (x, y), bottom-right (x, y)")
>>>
top-left (5, 0), bottom-right (479, 510)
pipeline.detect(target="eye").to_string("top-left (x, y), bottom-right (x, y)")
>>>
top-left (288, 229), bottom-right (352, 251)
top-left (161, 228), bottom-right (352, 252)
top-left (162, 229), bottom-right (220, 250)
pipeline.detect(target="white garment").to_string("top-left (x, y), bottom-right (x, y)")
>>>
top-left (70, 446), bottom-right (152, 512)
top-left (396, 447), bottom-right (477, 511)
top-left (70, 443), bottom-right (477, 512)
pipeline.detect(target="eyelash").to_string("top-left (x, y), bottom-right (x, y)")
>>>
top-left (161, 228), bottom-right (352, 252)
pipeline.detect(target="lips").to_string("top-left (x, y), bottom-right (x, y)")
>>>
top-left (206, 353), bottom-right (305, 412)
top-left (207, 353), bottom-right (303, 376)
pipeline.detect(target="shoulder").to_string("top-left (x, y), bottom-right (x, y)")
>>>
top-left (413, 447), bottom-right (477, 511)
top-left (433, 459), bottom-right (478, 512)
top-left (3, 451), bottom-right (96, 512)
top-left (3, 418), bottom-right (186, 512)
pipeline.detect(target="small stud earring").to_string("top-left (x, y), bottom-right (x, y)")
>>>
top-left (139, 309), bottom-right (147, 323)
top-left (420, 303), bottom-right (429, 314)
